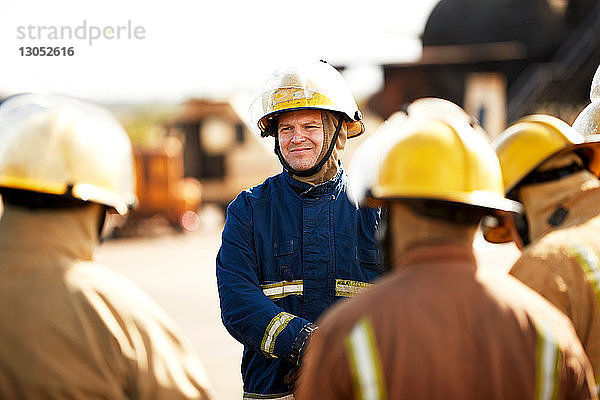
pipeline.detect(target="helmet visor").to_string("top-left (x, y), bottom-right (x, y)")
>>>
top-left (248, 61), bottom-right (363, 137)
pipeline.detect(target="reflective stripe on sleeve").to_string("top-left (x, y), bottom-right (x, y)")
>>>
top-left (570, 242), bottom-right (600, 313)
top-left (261, 312), bottom-right (295, 356)
top-left (534, 318), bottom-right (562, 400)
top-left (570, 242), bottom-right (600, 395)
top-left (336, 279), bottom-right (372, 298)
top-left (261, 280), bottom-right (303, 299)
top-left (345, 317), bottom-right (387, 400)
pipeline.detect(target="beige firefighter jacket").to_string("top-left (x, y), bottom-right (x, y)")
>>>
top-left (0, 204), bottom-right (212, 399)
top-left (511, 179), bottom-right (600, 389)
top-left (297, 243), bottom-right (597, 399)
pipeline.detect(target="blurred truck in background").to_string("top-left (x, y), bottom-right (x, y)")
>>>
top-left (165, 99), bottom-right (280, 210)
top-left (114, 105), bottom-right (204, 234)
top-left (115, 98), bottom-right (280, 235)
top-left (132, 136), bottom-right (203, 232)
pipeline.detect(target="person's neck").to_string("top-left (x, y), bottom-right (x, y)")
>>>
top-left (388, 203), bottom-right (476, 269)
top-left (0, 204), bottom-right (101, 262)
top-left (292, 159), bottom-right (340, 186)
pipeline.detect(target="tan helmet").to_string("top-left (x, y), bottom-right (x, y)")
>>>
top-left (572, 63), bottom-right (600, 175)
top-left (572, 101), bottom-right (600, 136)
top-left (347, 111), bottom-right (407, 204)
top-left (0, 94), bottom-right (136, 215)
top-left (349, 103), bottom-right (521, 214)
top-left (248, 60), bottom-right (364, 138)
top-left (572, 64), bottom-right (600, 135)
top-left (406, 97), bottom-right (481, 128)
top-left (482, 114), bottom-right (600, 243)
top-left (590, 64), bottom-right (600, 102)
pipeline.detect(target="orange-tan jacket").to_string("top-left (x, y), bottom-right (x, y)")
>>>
top-left (511, 185), bottom-right (600, 389)
top-left (0, 205), bottom-right (213, 399)
top-left (296, 243), bottom-right (597, 399)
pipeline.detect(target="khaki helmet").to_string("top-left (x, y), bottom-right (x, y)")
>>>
top-left (248, 60), bottom-right (364, 138)
top-left (591, 64), bottom-right (600, 102)
top-left (573, 64), bottom-right (600, 135)
top-left (572, 101), bottom-right (600, 136)
top-left (406, 97), bottom-right (481, 128)
top-left (350, 110), bottom-right (521, 214)
top-left (347, 111), bottom-right (407, 204)
top-left (0, 94), bottom-right (136, 215)
top-left (482, 114), bottom-right (600, 243)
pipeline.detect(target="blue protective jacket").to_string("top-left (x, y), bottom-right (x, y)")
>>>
top-left (216, 168), bottom-right (382, 398)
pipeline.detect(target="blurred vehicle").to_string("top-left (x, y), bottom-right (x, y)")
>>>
top-left (166, 99), bottom-right (280, 210)
top-left (131, 136), bottom-right (203, 232)
top-left (110, 106), bottom-right (204, 234)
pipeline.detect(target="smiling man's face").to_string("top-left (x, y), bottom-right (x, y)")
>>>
top-left (277, 109), bottom-right (324, 171)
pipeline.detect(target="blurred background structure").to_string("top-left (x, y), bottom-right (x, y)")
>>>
top-left (369, 0), bottom-right (600, 137)
top-left (2, 0), bottom-right (599, 216)
top-left (0, 0), bottom-right (598, 398)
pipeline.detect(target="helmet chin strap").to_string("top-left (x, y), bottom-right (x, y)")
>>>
top-left (274, 116), bottom-right (343, 177)
top-left (376, 207), bottom-right (393, 273)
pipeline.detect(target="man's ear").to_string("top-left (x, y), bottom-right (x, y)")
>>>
top-left (97, 205), bottom-right (109, 241)
top-left (507, 213), bottom-right (528, 250)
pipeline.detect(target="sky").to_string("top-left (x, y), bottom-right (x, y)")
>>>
top-left (0, 0), bottom-right (440, 105)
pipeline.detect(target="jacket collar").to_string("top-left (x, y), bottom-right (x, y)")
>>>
top-left (520, 171), bottom-right (600, 243)
top-left (282, 165), bottom-right (345, 199)
top-left (0, 204), bottom-right (100, 264)
top-left (527, 186), bottom-right (600, 243)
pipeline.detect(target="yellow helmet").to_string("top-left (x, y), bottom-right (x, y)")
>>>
top-left (493, 114), bottom-right (600, 195)
top-left (482, 114), bottom-right (600, 243)
top-left (0, 94), bottom-right (136, 215)
top-left (350, 108), bottom-right (520, 214)
top-left (248, 60), bottom-right (364, 138)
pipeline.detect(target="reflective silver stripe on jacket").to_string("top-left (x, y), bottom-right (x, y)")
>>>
top-left (570, 241), bottom-right (600, 392)
top-left (261, 280), bottom-right (303, 299)
top-left (534, 317), bottom-right (561, 400)
top-left (261, 312), bottom-right (295, 356)
top-left (346, 317), bottom-right (387, 400)
top-left (336, 279), bottom-right (372, 297)
top-left (570, 242), bottom-right (600, 316)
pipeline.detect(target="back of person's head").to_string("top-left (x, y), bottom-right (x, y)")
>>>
top-left (350, 98), bottom-right (519, 222)
top-left (0, 93), bottom-right (137, 215)
top-left (348, 98), bottom-right (521, 267)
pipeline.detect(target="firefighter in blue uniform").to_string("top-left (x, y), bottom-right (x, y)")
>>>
top-left (216, 60), bottom-right (382, 399)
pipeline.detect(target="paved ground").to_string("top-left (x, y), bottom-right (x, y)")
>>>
top-left (96, 209), bottom-right (243, 400)
top-left (95, 207), bottom-right (521, 399)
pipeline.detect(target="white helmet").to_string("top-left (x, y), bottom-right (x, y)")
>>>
top-left (0, 94), bottom-right (136, 215)
top-left (591, 64), bottom-right (600, 102)
top-left (248, 60), bottom-right (364, 138)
